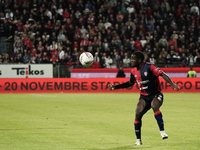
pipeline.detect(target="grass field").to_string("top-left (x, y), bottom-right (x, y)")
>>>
top-left (0, 93), bottom-right (200, 150)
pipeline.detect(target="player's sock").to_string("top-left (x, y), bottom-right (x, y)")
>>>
top-left (154, 109), bottom-right (164, 131)
top-left (134, 120), bottom-right (142, 139)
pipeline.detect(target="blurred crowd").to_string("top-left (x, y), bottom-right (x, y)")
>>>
top-left (0, 0), bottom-right (200, 69)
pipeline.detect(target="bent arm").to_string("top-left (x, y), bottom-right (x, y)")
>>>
top-left (160, 72), bottom-right (180, 91)
top-left (108, 81), bottom-right (135, 90)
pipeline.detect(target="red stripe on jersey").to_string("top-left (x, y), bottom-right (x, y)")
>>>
top-left (154, 110), bottom-right (161, 116)
top-left (131, 68), bottom-right (148, 96)
top-left (150, 64), bottom-right (163, 76)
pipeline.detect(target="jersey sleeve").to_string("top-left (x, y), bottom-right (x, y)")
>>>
top-left (150, 64), bottom-right (163, 77)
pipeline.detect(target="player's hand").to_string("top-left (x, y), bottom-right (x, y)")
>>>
top-left (171, 83), bottom-right (180, 91)
top-left (108, 84), bottom-right (115, 90)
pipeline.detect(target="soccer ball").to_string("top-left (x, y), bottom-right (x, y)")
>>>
top-left (79, 52), bottom-right (94, 67)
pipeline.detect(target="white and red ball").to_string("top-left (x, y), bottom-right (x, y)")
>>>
top-left (79, 52), bottom-right (93, 67)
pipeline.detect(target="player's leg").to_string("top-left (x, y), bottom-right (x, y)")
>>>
top-left (134, 99), bottom-right (151, 145)
top-left (151, 94), bottom-right (168, 139)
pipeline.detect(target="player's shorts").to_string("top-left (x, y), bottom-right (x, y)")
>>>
top-left (139, 92), bottom-right (163, 102)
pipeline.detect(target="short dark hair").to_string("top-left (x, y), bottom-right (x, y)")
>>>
top-left (133, 51), bottom-right (145, 62)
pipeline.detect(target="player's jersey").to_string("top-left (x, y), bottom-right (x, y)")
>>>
top-left (130, 62), bottom-right (163, 96)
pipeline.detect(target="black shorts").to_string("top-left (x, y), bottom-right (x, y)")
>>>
top-left (139, 92), bottom-right (164, 102)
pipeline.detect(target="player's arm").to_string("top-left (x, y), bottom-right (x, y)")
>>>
top-left (108, 81), bottom-right (135, 90)
top-left (160, 72), bottom-right (180, 91)
top-left (108, 72), bottom-right (136, 90)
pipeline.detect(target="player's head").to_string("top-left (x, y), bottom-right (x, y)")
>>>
top-left (131, 51), bottom-right (145, 67)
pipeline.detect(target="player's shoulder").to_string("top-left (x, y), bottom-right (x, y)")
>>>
top-left (143, 62), bottom-right (152, 69)
top-left (131, 67), bottom-right (137, 74)
top-left (131, 67), bottom-right (137, 71)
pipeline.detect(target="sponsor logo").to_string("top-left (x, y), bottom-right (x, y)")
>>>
top-left (12, 65), bottom-right (44, 77)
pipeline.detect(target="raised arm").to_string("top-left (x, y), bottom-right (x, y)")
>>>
top-left (160, 72), bottom-right (180, 91)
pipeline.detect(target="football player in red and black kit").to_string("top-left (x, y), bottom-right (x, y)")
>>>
top-left (108, 51), bottom-right (180, 145)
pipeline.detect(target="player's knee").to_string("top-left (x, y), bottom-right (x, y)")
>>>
top-left (135, 111), bottom-right (143, 119)
top-left (151, 103), bottom-right (159, 111)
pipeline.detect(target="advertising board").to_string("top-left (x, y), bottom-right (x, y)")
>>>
top-left (0, 64), bottom-right (53, 78)
top-left (0, 78), bottom-right (199, 93)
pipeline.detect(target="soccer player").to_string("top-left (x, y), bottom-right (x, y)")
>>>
top-left (108, 51), bottom-right (180, 145)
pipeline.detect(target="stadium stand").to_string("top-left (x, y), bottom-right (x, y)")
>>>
top-left (0, 0), bottom-right (200, 77)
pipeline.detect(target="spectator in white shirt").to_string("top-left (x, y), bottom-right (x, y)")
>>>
top-left (50, 41), bottom-right (58, 51)
top-left (105, 55), bottom-right (113, 68)
top-left (123, 53), bottom-right (131, 68)
top-left (58, 46), bottom-right (65, 60)
top-left (190, 3), bottom-right (199, 16)
top-left (45, 9), bottom-right (52, 19)
top-left (57, 5), bottom-right (63, 16)
top-left (93, 52), bottom-right (100, 63)
top-left (127, 4), bottom-right (135, 14)
top-left (140, 36), bottom-right (147, 47)
top-left (5, 9), bottom-right (13, 20)
top-left (75, 10), bottom-right (82, 19)
top-left (57, 30), bottom-right (66, 42)
top-left (104, 19), bottom-right (112, 29)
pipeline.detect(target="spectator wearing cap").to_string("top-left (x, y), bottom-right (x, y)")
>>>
top-left (94, 52), bottom-right (100, 63)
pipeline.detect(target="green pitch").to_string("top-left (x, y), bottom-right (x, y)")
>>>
top-left (0, 93), bottom-right (200, 150)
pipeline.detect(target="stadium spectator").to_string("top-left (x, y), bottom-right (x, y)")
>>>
top-left (0, 0), bottom-right (199, 74)
top-left (123, 53), bottom-right (131, 68)
top-left (134, 37), bottom-right (143, 51)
